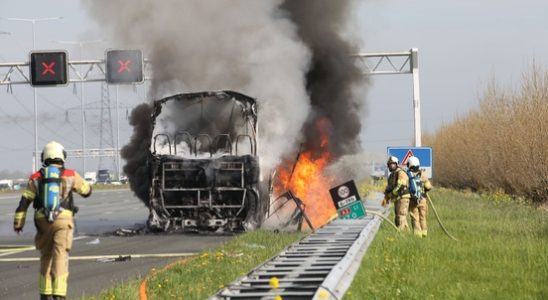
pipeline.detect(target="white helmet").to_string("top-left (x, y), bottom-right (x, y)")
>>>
top-left (41, 141), bottom-right (66, 163)
top-left (387, 156), bottom-right (399, 165)
top-left (407, 156), bottom-right (420, 168)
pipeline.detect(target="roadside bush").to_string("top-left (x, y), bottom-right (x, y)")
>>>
top-left (424, 65), bottom-right (548, 203)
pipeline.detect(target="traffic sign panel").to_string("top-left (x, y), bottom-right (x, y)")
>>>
top-left (29, 51), bottom-right (68, 86)
top-left (387, 146), bottom-right (433, 178)
top-left (337, 200), bottom-right (366, 220)
top-left (106, 49), bottom-right (144, 84)
top-left (329, 180), bottom-right (360, 209)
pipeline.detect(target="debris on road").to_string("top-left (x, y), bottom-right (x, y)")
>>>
top-left (86, 238), bottom-right (100, 245)
top-left (114, 228), bottom-right (140, 236)
top-left (96, 255), bottom-right (132, 263)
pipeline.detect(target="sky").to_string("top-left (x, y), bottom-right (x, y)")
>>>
top-left (1, 0), bottom-right (547, 175)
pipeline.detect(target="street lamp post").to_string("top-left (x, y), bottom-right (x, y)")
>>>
top-left (4, 17), bottom-right (63, 171)
top-left (55, 40), bottom-right (102, 175)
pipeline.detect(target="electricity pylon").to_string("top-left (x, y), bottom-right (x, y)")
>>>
top-left (98, 82), bottom-right (117, 173)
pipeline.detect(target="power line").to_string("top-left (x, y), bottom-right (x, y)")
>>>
top-left (0, 103), bottom-right (35, 137)
top-left (9, 93), bottom-right (80, 147)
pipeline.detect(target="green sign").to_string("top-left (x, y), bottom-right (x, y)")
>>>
top-left (337, 201), bottom-right (366, 219)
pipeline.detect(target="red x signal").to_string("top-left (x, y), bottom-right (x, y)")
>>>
top-left (41, 62), bottom-right (56, 75)
top-left (30, 51), bottom-right (67, 86)
top-left (106, 50), bottom-right (143, 84)
top-left (117, 60), bottom-right (131, 73)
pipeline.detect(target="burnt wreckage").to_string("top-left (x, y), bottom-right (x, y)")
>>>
top-left (147, 91), bottom-right (267, 232)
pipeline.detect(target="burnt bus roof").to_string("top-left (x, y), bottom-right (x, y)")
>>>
top-left (152, 90), bottom-right (257, 123)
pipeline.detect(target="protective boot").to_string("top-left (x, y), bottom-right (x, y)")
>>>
top-left (40, 295), bottom-right (53, 300)
top-left (52, 296), bottom-right (66, 300)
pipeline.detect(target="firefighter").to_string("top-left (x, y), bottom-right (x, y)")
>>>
top-left (406, 156), bottom-right (433, 237)
top-left (381, 156), bottom-right (411, 231)
top-left (13, 141), bottom-right (92, 300)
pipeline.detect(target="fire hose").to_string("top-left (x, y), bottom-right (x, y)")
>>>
top-left (366, 210), bottom-right (400, 232)
top-left (370, 194), bottom-right (458, 241)
top-left (426, 193), bottom-right (459, 241)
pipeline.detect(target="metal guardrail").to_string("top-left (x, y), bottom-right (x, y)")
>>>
top-left (210, 198), bottom-right (388, 300)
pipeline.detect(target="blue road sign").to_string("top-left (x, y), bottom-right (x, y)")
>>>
top-left (387, 146), bottom-right (433, 179)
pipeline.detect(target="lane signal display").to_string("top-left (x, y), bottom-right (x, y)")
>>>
top-left (29, 51), bottom-right (68, 86)
top-left (106, 49), bottom-right (144, 84)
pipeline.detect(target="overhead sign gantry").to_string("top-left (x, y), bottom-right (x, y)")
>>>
top-left (353, 48), bottom-right (422, 146)
top-left (0, 49), bottom-right (147, 88)
top-left (0, 49), bottom-right (148, 173)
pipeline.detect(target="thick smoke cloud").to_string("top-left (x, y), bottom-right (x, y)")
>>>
top-left (280, 0), bottom-right (366, 159)
top-left (83, 0), bottom-right (366, 201)
top-left (83, 0), bottom-right (311, 173)
top-left (120, 103), bottom-right (153, 201)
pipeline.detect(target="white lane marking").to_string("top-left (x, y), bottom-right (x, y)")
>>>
top-left (0, 246), bottom-right (35, 257)
top-left (0, 246), bottom-right (34, 252)
top-left (0, 236), bottom-right (89, 257)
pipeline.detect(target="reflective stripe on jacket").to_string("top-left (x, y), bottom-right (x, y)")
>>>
top-left (387, 167), bottom-right (410, 199)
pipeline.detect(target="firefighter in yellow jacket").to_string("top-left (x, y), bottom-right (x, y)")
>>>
top-left (13, 141), bottom-right (92, 300)
top-left (381, 156), bottom-right (411, 230)
top-left (406, 156), bottom-right (433, 237)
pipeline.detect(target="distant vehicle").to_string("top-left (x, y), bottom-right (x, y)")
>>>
top-left (371, 163), bottom-right (386, 180)
top-left (96, 169), bottom-right (113, 184)
top-left (0, 179), bottom-right (13, 191)
top-left (13, 179), bottom-right (27, 190)
top-left (84, 172), bottom-right (97, 185)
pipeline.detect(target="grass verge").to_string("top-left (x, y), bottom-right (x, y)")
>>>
top-left (345, 188), bottom-right (548, 300)
top-left (83, 229), bottom-right (303, 300)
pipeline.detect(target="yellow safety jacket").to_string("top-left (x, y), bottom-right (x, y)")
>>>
top-left (386, 167), bottom-right (411, 200)
top-left (13, 164), bottom-right (91, 230)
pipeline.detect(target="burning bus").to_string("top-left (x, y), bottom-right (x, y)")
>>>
top-left (146, 91), bottom-right (268, 232)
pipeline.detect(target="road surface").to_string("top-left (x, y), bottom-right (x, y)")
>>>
top-left (0, 188), bottom-right (234, 299)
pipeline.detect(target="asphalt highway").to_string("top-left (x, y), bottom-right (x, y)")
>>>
top-left (0, 188), bottom-right (234, 299)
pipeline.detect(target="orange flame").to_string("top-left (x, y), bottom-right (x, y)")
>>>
top-left (274, 119), bottom-right (337, 229)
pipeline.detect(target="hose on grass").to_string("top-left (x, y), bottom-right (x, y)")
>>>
top-left (367, 210), bottom-right (400, 232)
top-left (426, 193), bottom-right (459, 242)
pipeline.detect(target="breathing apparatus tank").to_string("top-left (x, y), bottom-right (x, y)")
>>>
top-left (41, 166), bottom-right (62, 222)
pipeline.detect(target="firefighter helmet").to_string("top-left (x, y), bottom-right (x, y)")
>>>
top-left (407, 156), bottom-right (420, 169)
top-left (387, 156), bottom-right (399, 165)
top-left (41, 141), bottom-right (67, 163)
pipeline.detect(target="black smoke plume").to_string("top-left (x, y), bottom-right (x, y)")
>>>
top-left (120, 103), bottom-right (153, 202)
top-left (280, 0), bottom-right (366, 159)
top-left (84, 0), bottom-right (366, 203)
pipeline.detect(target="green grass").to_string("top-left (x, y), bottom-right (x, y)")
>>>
top-left (345, 188), bottom-right (548, 300)
top-left (82, 229), bottom-right (303, 300)
top-left (78, 280), bottom-right (141, 300)
top-left (358, 178), bottom-right (385, 197)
